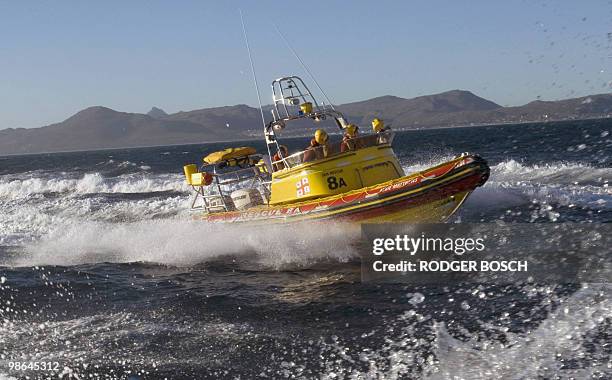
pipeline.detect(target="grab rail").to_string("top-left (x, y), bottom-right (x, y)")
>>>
top-left (273, 132), bottom-right (395, 170)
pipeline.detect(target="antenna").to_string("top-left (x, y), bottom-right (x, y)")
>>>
top-left (239, 10), bottom-right (271, 156)
top-left (274, 24), bottom-right (337, 111)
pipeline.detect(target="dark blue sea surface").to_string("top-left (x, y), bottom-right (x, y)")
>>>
top-left (0, 120), bottom-right (610, 379)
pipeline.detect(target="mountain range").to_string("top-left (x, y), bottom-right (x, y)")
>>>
top-left (1, 90), bottom-right (611, 155)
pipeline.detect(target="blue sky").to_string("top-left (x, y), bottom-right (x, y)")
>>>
top-left (0, 0), bottom-right (610, 129)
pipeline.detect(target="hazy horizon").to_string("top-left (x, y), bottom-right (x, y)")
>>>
top-left (1, 0), bottom-right (610, 129)
top-left (3, 88), bottom-right (611, 132)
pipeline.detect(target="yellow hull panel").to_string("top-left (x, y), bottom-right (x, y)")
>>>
top-left (352, 190), bottom-right (471, 223)
top-left (203, 155), bottom-right (489, 224)
top-left (270, 145), bottom-right (404, 205)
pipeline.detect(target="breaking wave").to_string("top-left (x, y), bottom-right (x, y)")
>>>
top-left (0, 172), bottom-right (192, 246)
top-left (482, 160), bottom-right (611, 212)
top-left (9, 221), bottom-right (359, 268)
top-left (1, 158), bottom-right (610, 264)
top-left (313, 283), bottom-right (611, 379)
top-left (425, 284), bottom-right (611, 379)
top-left (403, 158), bottom-right (611, 208)
top-left (0, 172), bottom-right (189, 200)
top-left (402, 158), bottom-right (611, 188)
top-left (490, 159), bottom-right (611, 187)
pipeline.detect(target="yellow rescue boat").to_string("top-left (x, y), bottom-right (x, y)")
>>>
top-left (183, 76), bottom-right (489, 224)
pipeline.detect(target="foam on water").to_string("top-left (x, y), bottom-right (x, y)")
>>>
top-left (0, 158), bottom-right (610, 264)
top-left (10, 220), bottom-right (360, 268)
top-left (1, 277), bottom-right (608, 378)
top-left (1, 124), bottom-right (610, 378)
top-left (401, 155), bottom-right (456, 175)
top-left (0, 172), bottom-right (189, 200)
top-left (490, 159), bottom-right (612, 186)
top-left (0, 171), bottom-right (192, 246)
top-left (314, 284), bottom-right (611, 379)
top-left (481, 160), bottom-right (612, 215)
top-left (402, 158), bottom-right (611, 190)
top-left (0, 309), bottom-right (256, 378)
top-left (0, 193), bottom-right (189, 246)
top-left (1, 170), bottom-right (359, 267)
top-left (425, 283), bottom-right (611, 379)
top-left (402, 158), bottom-right (611, 218)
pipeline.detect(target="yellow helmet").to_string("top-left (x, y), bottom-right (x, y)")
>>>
top-left (300, 102), bottom-right (313, 114)
top-left (257, 159), bottom-right (268, 173)
top-left (345, 124), bottom-right (358, 137)
top-left (314, 129), bottom-right (328, 144)
top-left (372, 118), bottom-right (384, 133)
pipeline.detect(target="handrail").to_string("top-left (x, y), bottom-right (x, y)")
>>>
top-left (271, 131), bottom-right (395, 170)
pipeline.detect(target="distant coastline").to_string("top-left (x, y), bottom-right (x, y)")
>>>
top-left (1, 116), bottom-right (610, 158)
top-left (1, 90), bottom-right (610, 156)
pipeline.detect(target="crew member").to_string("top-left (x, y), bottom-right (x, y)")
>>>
top-left (372, 118), bottom-right (387, 133)
top-left (340, 124), bottom-right (363, 152)
top-left (272, 145), bottom-right (289, 171)
top-left (372, 118), bottom-right (390, 143)
top-left (303, 129), bottom-right (329, 162)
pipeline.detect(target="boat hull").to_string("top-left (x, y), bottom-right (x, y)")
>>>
top-left (199, 154), bottom-right (489, 224)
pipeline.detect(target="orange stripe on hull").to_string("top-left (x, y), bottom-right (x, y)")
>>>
top-left (202, 155), bottom-right (489, 224)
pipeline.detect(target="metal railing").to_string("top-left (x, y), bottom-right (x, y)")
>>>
top-left (273, 131), bottom-right (395, 170)
top-left (190, 157), bottom-right (271, 213)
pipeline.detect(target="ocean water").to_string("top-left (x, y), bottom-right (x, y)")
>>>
top-left (0, 119), bottom-right (610, 379)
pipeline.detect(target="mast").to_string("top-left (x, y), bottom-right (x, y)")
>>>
top-left (239, 10), bottom-right (272, 158)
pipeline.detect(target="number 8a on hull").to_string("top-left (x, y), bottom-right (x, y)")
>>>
top-left (327, 176), bottom-right (347, 190)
